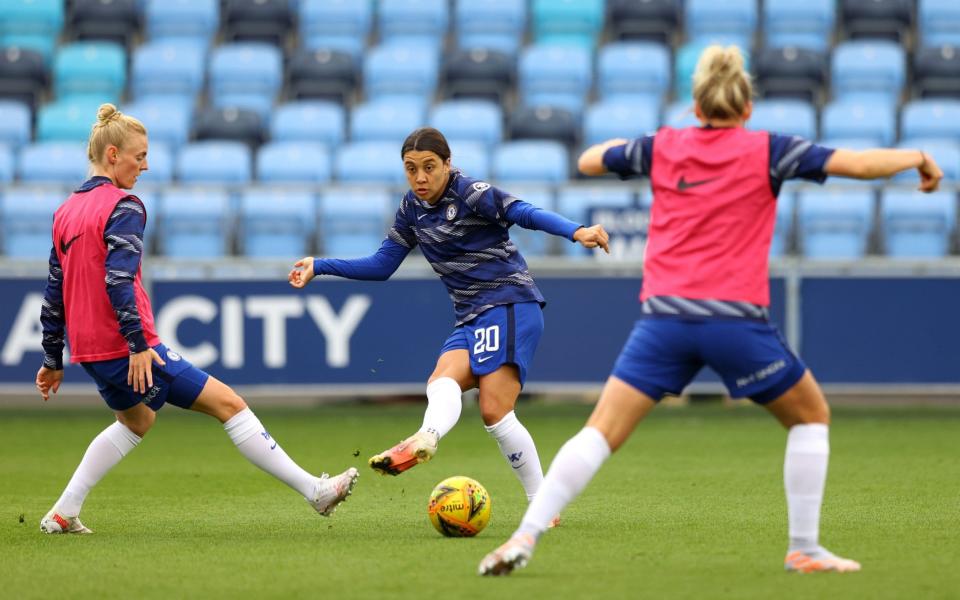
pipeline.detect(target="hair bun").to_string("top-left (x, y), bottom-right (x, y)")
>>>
top-left (96, 103), bottom-right (121, 125)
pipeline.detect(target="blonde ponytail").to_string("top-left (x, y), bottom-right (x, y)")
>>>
top-left (87, 103), bottom-right (147, 165)
top-left (692, 45), bottom-right (753, 121)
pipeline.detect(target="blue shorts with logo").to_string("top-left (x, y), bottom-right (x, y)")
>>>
top-left (81, 344), bottom-right (210, 412)
top-left (439, 302), bottom-right (544, 387)
top-left (611, 316), bottom-right (807, 404)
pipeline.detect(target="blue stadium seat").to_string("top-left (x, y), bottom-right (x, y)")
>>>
top-left (771, 189), bottom-right (796, 257)
top-left (447, 141), bottom-right (490, 180)
top-left (764, 0), bottom-right (834, 51)
top-left (53, 42), bottom-right (125, 102)
top-left (831, 41), bottom-right (905, 103)
top-left (531, 0), bottom-right (605, 48)
top-left (157, 187), bottom-right (231, 258)
top-left (822, 99), bottom-right (896, 146)
top-left (685, 0), bottom-right (756, 50)
top-left (493, 141), bottom-right (569, 183)
top-left (334, 142), bottom-right (405, 185)
top-left (131, 41), bottom-right (205, 103)
top-left (584, 99), bottom-right (659, 145)
top-left (37, 98), bottom-right (105, 142)
top-left (881, 189), bottom-right (956, 257)
top-left (70, 0), bottom-right (139, 49)
top-left (675, 40), bottom-right (752, 101)
top-left (0, 0), bottom-right (64, 63)
top-left (17, 142), bottom-right (87, 184)
top-left (755, 47), bottom-right (828, 103)
top-left (193, 107), bottom-right (265, 148)
top-left (519, 44), bottom-right (592, 115)
top-left (455, 0), bottom-right (526, 56)
top-left (318, 186), bottom-right (393, 257)
top-left (442, 48), bottom-right (514, 105)
top-left (271, 101), bottom-right (346, 147)
top-left (429, 100), bottom-right (503, 148)
top-left (509, 106), bottom-right (578, 145)
top-left (379, 0), bottom-right (448, 51)
top-left (920, 0), bottom-right (960, 47)
top-left (256, 142), bottom-right (331, 184)
top-left (350, 99), bottom-right (426, 143)
top-left (501, 184), bottom-right (555, 257)
top-left (798, 186), bottom-right (875, 258)
top-left (136, 142), bottom-right (173, 185)
top-left (913, 45), bottom-right (960, 99)
top-left (0, 46), bottom-right (48, 113)
top-left (662, 101), bottom-right (700, 128)
top-left (145, 0), bottom-right (218, 52)
top-left (239, 188), bottom-right (316, 258)
top-left (176, 142), bottom-right (252, 184)
top-left (608, 0), bottom-right (681, 45)
top-left (598, 42), bottom-right (671, 102)
top-left (0, 100), bottom-right (31, 148)
top-left (122, 99), bottom-right (192, 149)
top-left (299, 0), bottom-right (373, 60)
top-left (748, 100), bottom-right (817, 139)
top-left (364, 44), bottom-right (439, 104)
top-left (208, 43), bottom-right (283, 121)
top-left (900, 100), bottom-right (960, 142)
top-left (558, 185), bottom-right (636, 256)
top-left (0, 144), bottom-right (14, 183)
top-left (895, 139), bottom-right (960, 183)
top-left (0, 186), bottom-right (63, 258)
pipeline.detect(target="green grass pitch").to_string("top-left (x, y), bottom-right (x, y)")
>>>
top-left (1, 402), bottom-right (958, 599)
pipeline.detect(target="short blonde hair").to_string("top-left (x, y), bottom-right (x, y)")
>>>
top-left (692, 45), bottom-right (753, 121)
top-left (87, 103), bottom-right (147, 165)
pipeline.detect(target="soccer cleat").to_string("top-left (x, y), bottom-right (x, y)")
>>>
top-left (308, 467), bottom-right (359, 516)
top-left (784, 549), bottom-right (861, 573)
top-left (478, 533), bottom-right (536, 576)
top-left (368, 431), bottom-right (438, 476)
top-left (39, 509), bottom-right (93, 534)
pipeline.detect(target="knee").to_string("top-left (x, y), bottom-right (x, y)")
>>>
top-left (118, 410), bottom-right (155, 437)
top-left (219, 390), bottom-right (248, 420)
top-left (479, 400), bottom-right (511, 427)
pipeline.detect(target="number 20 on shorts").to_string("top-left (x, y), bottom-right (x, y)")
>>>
top-left (473, 326), bottom-right (500, 355)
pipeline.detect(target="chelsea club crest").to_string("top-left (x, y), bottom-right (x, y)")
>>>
top-left (445, 204), bottom-right (457, 221)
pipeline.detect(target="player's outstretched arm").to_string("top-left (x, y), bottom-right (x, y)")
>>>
top-left (825, 148), bottom-right (943, 192)
top-left (578, 138), bottom-right (630, 176)
top-left (573, 225), bottom-right (611, 253)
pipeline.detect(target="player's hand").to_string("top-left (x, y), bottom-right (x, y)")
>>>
top-left (288, 256), bottom-right (316, 289)
top-left (917, 152), bottom-right (943, 193)
top-left (35, 367), bottom-right (64, 402)
top-left (127, 348), bottom-right (165, 394)
top-left (574, 224), bottom-right (610, 254)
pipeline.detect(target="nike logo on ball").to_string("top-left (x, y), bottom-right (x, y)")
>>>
top-left (677, 176), bottom-right (719, 191)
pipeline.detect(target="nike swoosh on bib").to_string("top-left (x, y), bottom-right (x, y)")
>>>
top-left (677, 176), bottom-right (720, 191)
top-left (59, 233), bottom-right (83, 254)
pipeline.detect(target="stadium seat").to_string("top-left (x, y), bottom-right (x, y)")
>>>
top-left (455, 0), bottom-right (526, 56)
top-left (351, 99), bottom-right (426, 143)
top-left (136, 142), bottom-right (173, 186)
top-left (895, 139), bottom-right (960, 183)
top-left (501, 184), bottom-right (555, 256)
top-left (0, 46), bottom-right (48, 112)
top-left (841, 0), bottom-right (912, 43)
top-left (17, 142), bottom-right (87, 184)
top-left (754, 47), bottom-right (828, 103)
top-left (822, 99), bottom-right (897, 146)
top-left (379, 0), bottom-right (448, 51)
top-left (508, 106), bottom-right (578, 146)
top-left (223, 0), bottom-right (292, 46)
top-left (208, 43), bottom-right (283, 121)
top-left (748, 100), bottom-right (817, 140)
top-left (0, 100), bottom-right (31, 148)
top-left (913, 45), bottom-right (960, 99)
top-left (145, 0), bottom-right (218, 52)
top-left (584, 100), bottom-right (659, 145)
top-left (598, 42), bottom-right (671, 103)
top-left (288, 49), bottom-right (357, 105)
top-left (318, 186), bottom-right (394, 257)
top-left (53, 42), bottom-right (126, 102)
top-left (364, 45), bottom-right (439, 104)
top-left (68, 0), bottom-right (139, 48)
top-left (685, 0), bottom-right (756, 50)
top-left (239, 188), bottom-right (316, 258)
top-left (176, 142), bottom-right (252, 184)
top-left (531, 0), bottom-right (605, 48)
top-left (764, 0), bottom-right (834, 51)
top-left (0, 186), bottom-right (63, 258)
top-left (0, 0), bottom-right (64, 63)
top-left (900, 100), bottom-right (960, 142)
top-left (675, 40), bottom-right (752, 101)
top-left (518, 44), bottom-right (592, 115)
top-left (0, 144), bottom-right (13, 184)
top-left (256, 142), bottom-right (332, 184)
top-left (122, 99), bottom-right (192, 149)
top-left (131, 41), bottom-right (205, 103)
top-left (920, 0), bottom-right (960, 47)
top-left (334, 142), bottom-right (405, 185)
top-left (608, 0), bottom-right (681, 45)
top-left (881, 189), bottom-right (956, 257)
top-left (442, 48), bottom-right (514, 105)
top-left (429, 100), bottom-right (503, 148)
top-left (271, 101), bottom-right (345, 147)
top-left (493, 141), bottom-right (569, 183)
top-left (831, 40), bottom-right (905, 103)
top-left (447, 141), bottom-right (490, 180)
top-left (798, 187), bottom-right (875, 259)
top-left (299, 0), bottom-right (373, 60)
top-left (36, 98), bottom-right (104, 142)
top-left (193, 107), bottom-right (265, 148)
top-left (157, 187), bottom-right (231, 258)
top-left (662, 101), bottom-right (701, 129)
top-left (771, 189), bottom-right (796, 257)
top-left (558, 185), bottom-right (636, 256)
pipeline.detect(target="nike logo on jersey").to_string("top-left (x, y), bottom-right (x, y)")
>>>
top-left (417, 213), bottom-right (428, 220)
top-left (677, 176), bottom-right (719, 191)
top-left (59, 233), bottom-right (83, 254)
top-left (477, 355), bottom-right (493, 363)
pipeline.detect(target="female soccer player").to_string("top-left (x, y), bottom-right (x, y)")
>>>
top-left (36, 104), bottom-right (358, 534)
top-left (289, 127), bottom-right (609, 508)
top-left (479, 45), bottom-right (944, 575)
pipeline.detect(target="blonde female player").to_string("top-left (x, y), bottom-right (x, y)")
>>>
top-left (479, 45), bottom-right (943, 575)
top-left (36, 104), bottom-right (358, 534)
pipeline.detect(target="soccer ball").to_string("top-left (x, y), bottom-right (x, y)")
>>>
top-left (427, 476), bottom-right (492, 537)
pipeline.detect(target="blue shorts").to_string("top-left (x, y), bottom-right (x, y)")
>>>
top-left (440, 302), bottom-right (544, 386)
top-left (81, 344), bottom-right (210, 412)
top-left (611, 317), bottom-right (807, 404)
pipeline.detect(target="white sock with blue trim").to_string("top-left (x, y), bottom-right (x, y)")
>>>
top-left (419, 377), bottom-right (462, 439)
top-left (224, 408), bottom-right (316, 498)
top-left (785, 423), bottom-right (830, 553)
top-left (485, 410), bottom-right (544, 501)
top-left (56, 421), bottom-right (141, 517)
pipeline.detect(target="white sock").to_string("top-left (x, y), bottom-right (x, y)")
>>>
top-left (419, 377), bottom-right (462, 439)
top-left (55, 421), bottom-right (141, 517)
top-left (516, 426), bottom-right (610, 538)
top-left (224, 408), bottom-right (316, 498)
top-left (784, 423), bottom-right (830, 553)
top-left (485, 411), bottom-right (545, 501)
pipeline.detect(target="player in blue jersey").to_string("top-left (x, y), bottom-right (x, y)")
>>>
top-left (289, 127), bottom-right (609, 507)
